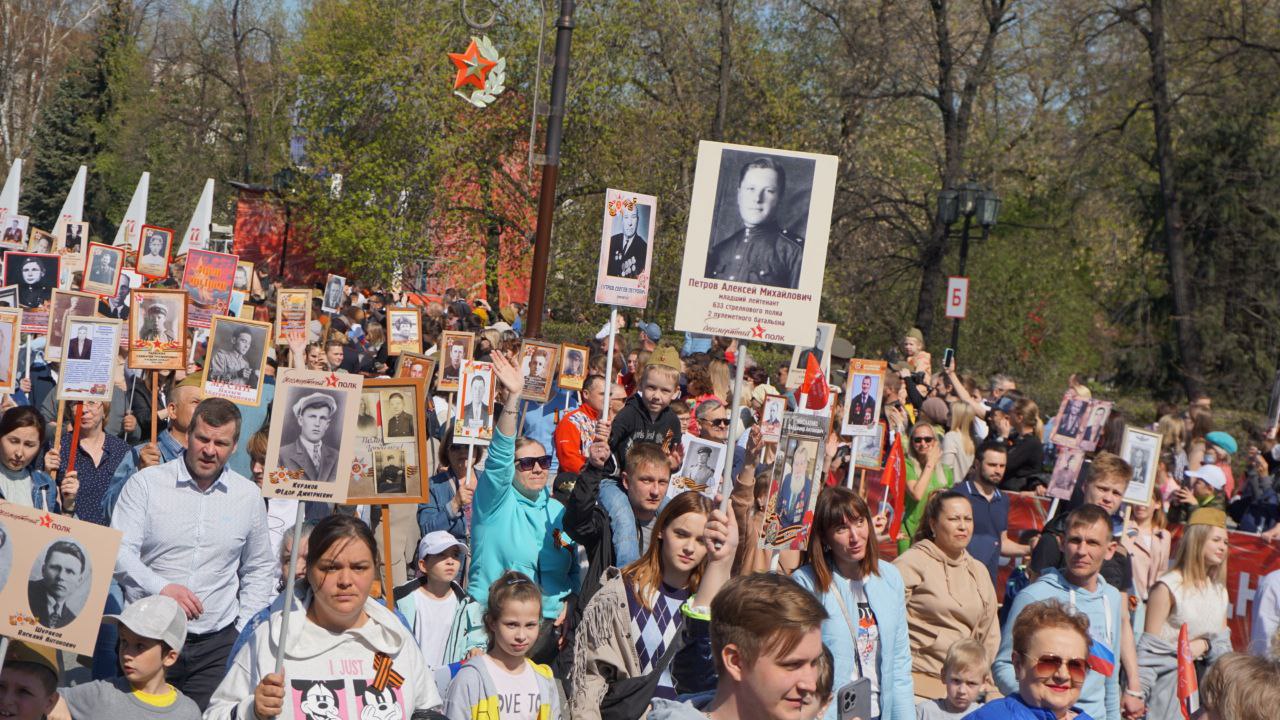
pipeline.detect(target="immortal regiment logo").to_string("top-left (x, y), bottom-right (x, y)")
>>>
top-left (448, 36), bottom-right (506, 108)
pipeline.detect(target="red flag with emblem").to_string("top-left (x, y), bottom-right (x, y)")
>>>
top-left (801, 353), bottom-right (828, 410)
top-left (1177, 623), bottom-right (1198, 720)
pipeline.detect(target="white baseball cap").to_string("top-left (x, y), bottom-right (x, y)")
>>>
top-left (1186, 464), bottom-right (1226, 492)
top-left (417, 531), bottom-right (469, 561)
top-left (106, 595), bottom-right (187, 653)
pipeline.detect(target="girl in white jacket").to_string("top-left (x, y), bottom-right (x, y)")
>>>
top-left (205, 514), bottom-right (443, 719)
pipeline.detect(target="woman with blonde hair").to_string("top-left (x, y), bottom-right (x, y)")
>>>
top-left (900, 421), bottom-right (953, 552)
top-left (1137, 508), bottom-right (1232, 719)
top-left (707, 358), bottom-right (732, 403)
top-left (940, 400), bottom-right (976, 481)
top-left (1156, 415), bottom-right (1188, 483)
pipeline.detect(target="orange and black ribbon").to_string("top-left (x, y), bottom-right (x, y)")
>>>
top-left (370, 652), bottom-right (404, 692)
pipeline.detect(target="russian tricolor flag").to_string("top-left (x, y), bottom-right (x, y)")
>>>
top-left (1087, 637), bottom-right (1115, 677)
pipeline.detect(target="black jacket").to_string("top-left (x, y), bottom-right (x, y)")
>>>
top-left (607, 393), bottom-right (682, 473)
top-left (561, 463), bottom-right (617, 618)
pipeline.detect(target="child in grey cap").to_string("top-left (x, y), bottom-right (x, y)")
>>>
top-left (50, 594), bottom-right (201, 719)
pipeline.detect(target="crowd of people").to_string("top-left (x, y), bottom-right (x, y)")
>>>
top-left (5, 270), bottom-right (1280, 720)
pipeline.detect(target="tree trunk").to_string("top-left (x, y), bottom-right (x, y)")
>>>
top-left (712, 0), bottom-right (732, 141)
top-left (1146, 0), bottom-right (1204, 399)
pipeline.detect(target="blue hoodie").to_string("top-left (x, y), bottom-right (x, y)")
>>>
top-left (994, 568), bottom-right (1121, 720)
top-left (466, 429), bottom-right (580, 619)
top-left (963, 694), bottom-right (1095, 720)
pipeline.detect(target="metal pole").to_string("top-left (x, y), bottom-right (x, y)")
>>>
top-left (719, 340), bottom-right (748, 515)
top-left (949, 213), bottom-right (972, 352)
top-left (601, 307), bottom-right (617, 423)
top-left (524, 0), bottom-right (577, 339)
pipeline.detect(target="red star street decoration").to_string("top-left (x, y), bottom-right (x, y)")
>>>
top-left (449, 39), bottom-right (497, 91)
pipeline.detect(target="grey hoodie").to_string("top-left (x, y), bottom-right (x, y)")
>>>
top-left (648, 697), bottom-right (712, 720)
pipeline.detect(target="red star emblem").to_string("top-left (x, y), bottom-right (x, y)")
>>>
top-left (448, 39), bottom-right (497, 91)
top-left (38, 513), bottom-right (53, 527)
top-left (751, 323), bottom-right (766, 338)
top-left (326, 373), bottom-right (339, 387)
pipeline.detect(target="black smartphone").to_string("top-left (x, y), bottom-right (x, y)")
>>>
top-left (943, 347), bottom-right (955, 369)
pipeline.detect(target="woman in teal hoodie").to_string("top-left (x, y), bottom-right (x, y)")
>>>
top-left (466, 350), bottom-right (580, 664)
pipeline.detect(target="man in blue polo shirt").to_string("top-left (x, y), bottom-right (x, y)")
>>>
top-left (956, 443), bottom-right (1030, 586)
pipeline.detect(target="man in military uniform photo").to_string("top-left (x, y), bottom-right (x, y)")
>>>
top-left (384, 392), bottom-right (415, 438)
top-left (606, 203), bottom-right (648, 279)
top-left (139, 302), bottom-right (175, 342)
top-left (847, 375), bottom-right (878, 427)
top-left (704, 156), bottom-right (804, 289)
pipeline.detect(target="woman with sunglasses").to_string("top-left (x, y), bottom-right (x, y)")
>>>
top-left (899, 421), bottom-right (953, 553)
top-left (793, 486), bottom-right (914, 720)
top-left (466, 350), bottom-right (580, 665)
top-left (417, 427), bottom-right (477, 543)
top-left (966, 598), bottom-right (1096, 720)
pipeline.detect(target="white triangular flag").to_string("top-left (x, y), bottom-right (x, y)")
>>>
top-left (0, 159), bottom-right (21, 221)
top-left (175, 178), bottom-right (215, 256)
top-left (51, 165), bottom-right (87, 236)
top-left (111, 171), bottom-right (149, 247)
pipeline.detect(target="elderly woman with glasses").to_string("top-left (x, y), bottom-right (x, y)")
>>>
top-left (465, 351), bottom-right (580, 666)
top-left (965, 598), bottom-right (1096, 720)
top-left (899, 421), bottom-right (954, 552)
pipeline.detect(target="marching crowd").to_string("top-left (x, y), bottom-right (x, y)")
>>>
top-left (5, 273), bottom-right (1280, 720)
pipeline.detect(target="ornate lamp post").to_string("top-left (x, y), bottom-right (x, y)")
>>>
top-left (936, 178), bottom-right (1000, 351)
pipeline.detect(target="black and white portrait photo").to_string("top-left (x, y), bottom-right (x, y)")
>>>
top-left (27, 538), bottom-right (91, 629)
top-left (453, 361), bottom-right (495, 444)
top-left (1120, 427), bottom-right (1163, 506)
top-left (128, 289), bottom-right (187, 370)
top-left (1, 215), bottom-right (28, 247)
top-left (136, 226), bottom-right (172, 278)
top-left (138, 298), bottom-right (177, 339)
top-left (703, 151), bottom-right (815, 289)
top-left (374, 448), bottom-right (407, 495)
top-left (322, 274), bottom-right (345, 313)
top-left (357, 392), bottom-right (380, 437)
top-left (606, 200), bottom-right (650, 279)
top-left (672, 436), bottom-right (726, 499)
top-left (82, 243), bottom-right (123, 296)
top-left (59, 221), bottom-right (87, 255)
top-left (437, 331), bottom-right (474, 392)
top-left (1078, 400), bottom-right (1113, 452)
top-left (1048, 448), bottom-right (1086, 501)
top-left (1050, 396), bottom-right (1089, 448)
top-left (557, 344), bottom-right (589, 391)
top-left (380, 389), bottom-right (417, 441)
top-left (278, 389), bottom-right (345, 483)
top-left (202, 317), bottom-right (272, 406)
top-left (233, 261), bottom-right (253, 292)
top-left (4, 252), bottom-right (58, 309)
top-left (462, 374), bottom-right (490, 428)
top-left (263, 368), bottom-right (363, 503)
top-left (787, 321), bottom-right (835, 388)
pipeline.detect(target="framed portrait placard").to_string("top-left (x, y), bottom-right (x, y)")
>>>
top-left (0, 309), bottom-right (21, 394)
top-left (322, 274), bottom-right (345, 313)
top-left (80, 242), bottom-right (125, 297)
top-left (386, 307), bottom-right (422, 357)
top-left (760, 394), bottom-right (786, 443)
top-left (670, 436), bottom-right (726, 500)
top-left (3, 252), bottom-right (60, 313)
top-left (1076, 400), bottom-right (1114, 453)
top-left (1049, 391), bottom-right (1089, 449)
top-left (127, 289), bottom-right (186, 370)
top-left (760, 412), bottom-right (828, 551)
top-left (395, 352), bottom-right (435, 382)
top-left (275, 289), bottom-right (311, 345)
top-left (0, 285), bottom-right (17, 310)
top-left (519, 340), bottom-right (560, 403)
top-left (348, 378), bottom-right (430, 505)
top-left (181, 248), bottom-right (238, 329)
top-left (134, 225), bottom-right (173, 280)
top-left (673, 141), bottom-right (837, 345)
top-left (0, 503), bottom-right (122, 655)
top-left (841, 358), bottom-right (886, 437)
top-left (0, 214), bottom-right (29, 248)
top-left (45, 290), bottom-right (99, 363)
top-left (595, 188), bottom-right (657, 308)
top-left (56, 220), bottom-right (87, 258)
top-left (851, 422), bottom-right (885, 470)
top-left (1048, 448), bottom-right (1087, 501)
top-left (27, 229), bottom-right (55, 254)
top-left (263, 368), bottom-right (363, 503)
top-left (557, 343), bottom-right (589, 391)
top-left (787, 322), bottom-right (836, 389)
top-left (201, 316), bottom-right (272, 406)
top-left (233, 260), bottom-right (254, 294)
top-left (56, 316), bottom-right (123, 402)
top-left (453, 360), bottom-right (495, 446)
top-left (1121, 427), bottom-right (1163, 506)
top-left (436, 331), bottom-right (475, 393)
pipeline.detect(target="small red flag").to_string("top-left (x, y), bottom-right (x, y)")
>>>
top-left (1176, 623), bottom-right (1198, 720)
top-left (801, 353), bottom-right (828, 410)
top-left (878, 434), bottom-right (907, 540)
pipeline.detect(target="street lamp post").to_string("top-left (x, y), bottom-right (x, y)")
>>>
top-left (936, 179), bottom-right (1000, 353)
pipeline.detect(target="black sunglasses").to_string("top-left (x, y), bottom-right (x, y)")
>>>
top-left (516, 455), bottom-right (553, 471)
top-left (911, 436), bottom-right (936, 444)
top-left (704, 418), bottom-right (731, 428)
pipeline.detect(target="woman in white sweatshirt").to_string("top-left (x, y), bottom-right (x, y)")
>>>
top-left (205, 514), bottom-right (443, 719)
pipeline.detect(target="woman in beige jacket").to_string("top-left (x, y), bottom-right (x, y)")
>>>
top-left (894, 489), bottom-right (999, 701)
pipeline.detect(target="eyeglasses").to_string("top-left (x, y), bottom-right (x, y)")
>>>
top-left (704, 418), bottom-right (730, 428)
top-left (911, 436), bottom-right (935, 445)
top-left (1029, 654), bottom-right (1089, 685)
top-left (516, 455), bottom-right (553, 471)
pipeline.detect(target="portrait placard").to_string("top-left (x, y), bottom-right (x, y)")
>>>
top-left (3, 252), bottom-right (59, 314)
top-left (57, 316), bottom-right (122, 402)
top-left (760, 412), bottom-right (827, 551)
top-left (557, 344), bottom-right (589, 391)
top-left (232, 260), bottom-right (254, 293)
top-left (0, 214), bottom-right (29, 248)
top-left (0, 504), bottom-right (122, 655)
top-left (519, 340), bottom-right (560, 403)
top-left (841, 358), bottom-right (887, 437)
top-left (263, 368), bottom-right (363, 503)
top-left (227, 290), bottom-right (246, 319)
top-left (670, 436), bottom-right (726, 500)
top-left (595, 189), bottom-right (657, 308)
top-left (386, 307), bottom-right (422, 357)
top-left (27, 229), bottom-right (55, 254)
top-left (1121, 427), bottom-right (1163, 506)
top-left (181, 248), bottom-right (238, 328)
top-left (1047, 447), bottom-right (1087, 502)
top-left (1049, 391), bottom-right (1089, 449)
top-left (45, 290), bottom-right (99, 363)
top-left (1076, 400), bottom-right (1113, 453)
top-left (134, 225), bottom-right (173, 279)
top-left (0, 286), bottom-right (17, 310)
top-left (787, 321), bottom-right (836, 389)
top-left (103, 269), bottom-right (139, 323)
top-left (322, 274), bottom-right (345, 313)
top-left (56, 220), bottom-right (87, 258)
top-left (852, 422), bottom-right (886, 470)
top-left (453, 360), bottom-right (495, 446)
top-left (80, 242), bottom-right (125, 297)
top-left (348, 378), bottom-right (430, 505)
top-left (0, 309), bottom-right (21, 394)
top-left (275, 289), bottom-right (312, 345)
top-left (436, 331), bottom-right (475, 393)
top-left (760, 394), bottom-right (786, 443)
top-left (127, 289), bottom-right (186, 370)
top-left (395, 352), bottom-right (435, 382)
top-left (674, 141), bottom-right (836, 345)
top-left (202, 316), bottom-right (272, 406)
